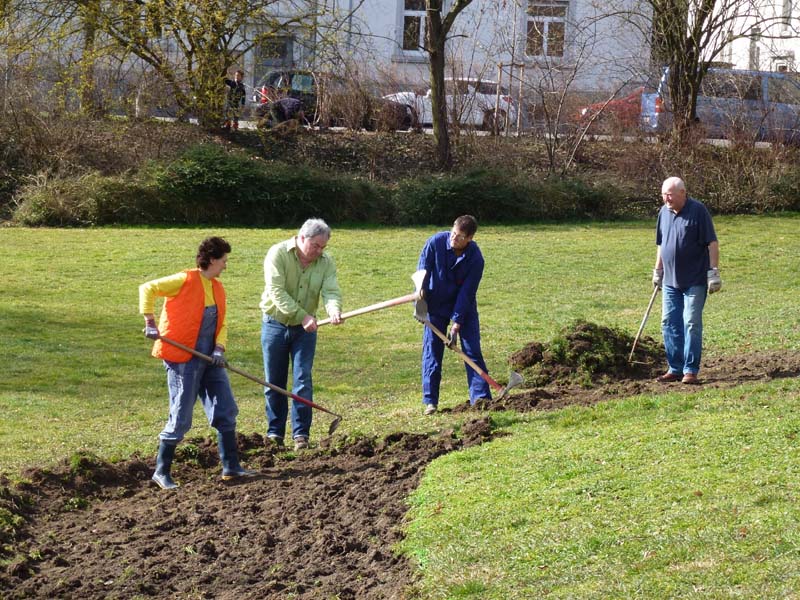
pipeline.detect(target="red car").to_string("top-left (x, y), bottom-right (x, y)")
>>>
top-left (575, 86), bottom-right (645, 133)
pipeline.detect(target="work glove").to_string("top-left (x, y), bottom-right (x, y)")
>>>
top-left (143, 318), bottom-right (160, 340)
top-left (652, 268), bottom-right (663, 289)
top-left (446, 329), bottom-right (458, 349)
top-left (707, 268), bottom-right (722, 294)
top-left (210, 345), bottom-right (226, 367)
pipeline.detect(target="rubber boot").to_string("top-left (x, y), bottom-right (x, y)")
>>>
top-left (218, 430), bottom-right (257, 481)
top-left (152, 441), bottom-right (179, 490)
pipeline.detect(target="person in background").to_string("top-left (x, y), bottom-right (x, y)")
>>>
top-left (417, 215), bottom-right (491, 414)
top-left (222, 70), bottom-right (246, 131)
top-left (259, 219), bottom-right (343, 451)
top-left (140, 236), bottom-right (255, 489)
top-left (653, 176), bottom-right (721, 385)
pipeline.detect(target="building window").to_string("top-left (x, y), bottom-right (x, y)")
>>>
top-left (526, 0), bottom-right (568, 58)
top-left (402, 0), bottom-right (426, 51)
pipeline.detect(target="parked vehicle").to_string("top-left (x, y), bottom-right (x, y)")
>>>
top-left (575, 86), bottom-right (646, 133)
top-left (383, 78), bottom-right (517, 131)
top-left (251, 69), bottom-right (417, 131)
top-left (641, 68), bottom-right (800, 144)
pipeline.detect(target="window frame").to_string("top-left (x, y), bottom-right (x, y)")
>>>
top-left (400, 0), bottom-right (427, 56)
top-left (525, 0), bottom-right (569, 59)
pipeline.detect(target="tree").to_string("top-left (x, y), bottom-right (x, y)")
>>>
top-left (632, 0), bottom-right (787, 141)
top-left (91, 0), bottom-right (324, 129)
top-left (422, 0), bottom-right (476, 170)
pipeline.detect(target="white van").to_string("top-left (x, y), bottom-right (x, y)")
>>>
top-left (641, 68), bottom-right (800, 144)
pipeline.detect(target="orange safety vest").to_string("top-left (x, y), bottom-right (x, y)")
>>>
top-left (151, 269), bottom-right (226, 363)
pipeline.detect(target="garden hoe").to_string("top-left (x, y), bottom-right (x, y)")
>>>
top-left (158, 336), bottom-right (342, 435)
top-left (628, 284), bottom-right (660, 364)
top-left (413, 298), bottom-right (523, 401)
top-left (317, 269), bottom-right (427, 326)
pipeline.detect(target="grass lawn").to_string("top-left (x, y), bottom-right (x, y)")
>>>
top-left (2, 215), bottom-right (799, 596)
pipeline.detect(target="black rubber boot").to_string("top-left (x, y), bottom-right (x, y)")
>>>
top-left (152, 441), bottom-right (179, 490)
top-left (218, 430), bottom-right (257, 481)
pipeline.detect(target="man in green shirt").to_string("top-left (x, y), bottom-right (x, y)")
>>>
top-left (260, 218), bottom-right (343, 451)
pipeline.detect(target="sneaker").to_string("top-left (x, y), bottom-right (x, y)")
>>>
top-left (424, 404), bottom-right (437, 415)
top-left (681, 373), bottom-right (700, 385)
top-left (656, 372), bottom-right (681, 383)
top-left (293, 436), bottom-right (309, 451)
top-left (266, 435), bottom-right (284, 448)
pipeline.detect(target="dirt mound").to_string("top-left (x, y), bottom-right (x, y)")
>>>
top-left (509, 320), bottom-right (662, 386)
top-left (0, 420), bottom-right (495, 599)
top-left (452, 350), bottom-right (800, 414)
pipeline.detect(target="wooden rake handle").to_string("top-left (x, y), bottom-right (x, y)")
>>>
top-left (158, 336), bottom-right (341, 420)
top-left (422, 319), bottom-right (504, 393)
top-left (317, 292), bottom-right (418, 326)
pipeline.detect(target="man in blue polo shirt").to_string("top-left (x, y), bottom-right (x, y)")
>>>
top-left (417, 215), bottom-right (491, 414)
top-left (652, 177), bottom-right (721, 385)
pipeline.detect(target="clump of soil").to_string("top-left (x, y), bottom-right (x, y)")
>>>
top-left (509, 319), bottom-right (662, 386)
top-left (0, 420), bottom-right (496, 599)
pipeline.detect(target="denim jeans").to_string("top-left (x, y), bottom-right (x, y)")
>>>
top-left (661, 284), bottom-right (707, 375)
top-left (261, 315), bottom-right (316, 440)
top-left (422, 312), bottom-right (491, 407)
top-left (159, 306), bottom-right (238, 443)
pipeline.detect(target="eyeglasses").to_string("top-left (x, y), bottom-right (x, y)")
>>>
top-left (450, 231), bottom-right (468, 242)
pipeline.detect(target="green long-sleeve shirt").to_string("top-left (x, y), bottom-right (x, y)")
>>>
top-left (259, 237), bottom-right (342, 325)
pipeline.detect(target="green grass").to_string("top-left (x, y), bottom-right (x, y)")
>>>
top-left (402, 380), bottom-right (800, 598)
top-left (1, 216), bottom-right (799, 597)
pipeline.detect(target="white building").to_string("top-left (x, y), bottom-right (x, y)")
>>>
top-left (245, 0), bottom-right (653, 94)
top-left (719, 0), bottom-right (800, 72)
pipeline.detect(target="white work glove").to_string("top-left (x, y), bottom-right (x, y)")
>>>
top-left (652, 268), bottom-right (663, 289)
top-left (143, 318), bottom-right (160, 340)
top-left (210, 345), bottom-right (226, 367)
top-left (707, 268), bottom-right (722, 294)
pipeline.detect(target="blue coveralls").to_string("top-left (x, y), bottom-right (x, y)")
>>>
top-left (159, 305), bottom-right (239, 443)
top-left (418, 231), bottom-right (491, 407)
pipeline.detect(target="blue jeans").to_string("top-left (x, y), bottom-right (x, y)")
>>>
top-left (422, 312), bottom-right (491, 407)
top-left (661, 284), bottom-right (707, 376)
top-left (159, 306), bottom-right (238, 443)
top-left (261, 315), bottom-right (316, 440)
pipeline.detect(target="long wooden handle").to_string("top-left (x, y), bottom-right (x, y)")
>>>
top-left (628, 285), bottom-right (660, 362)
top-left (317, 292), bottom-right (418, 326)
top-left (422, 319), bottom-right (503, 392)
top-left (158, 336), bottom-right (340, 418)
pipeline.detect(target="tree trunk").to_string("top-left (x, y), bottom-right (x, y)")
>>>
top-left (426, 6), bottom-right (452, 170)
top-left (79, 0), bottom-right (102, 117)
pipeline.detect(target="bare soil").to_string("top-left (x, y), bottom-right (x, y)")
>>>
top-left (2, 347), bottom-right (799, 599)
top-left (453, 350), bottom-right (800, 413)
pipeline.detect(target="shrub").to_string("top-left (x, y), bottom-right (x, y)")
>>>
top-left (391, 170), bottom-right (624, 224)
top-left (769, 165), bottom-right (800, 212)
top-left (151, 143), bottom-right (389, 225)
top-left (12, 171), bottom-right (159, 226)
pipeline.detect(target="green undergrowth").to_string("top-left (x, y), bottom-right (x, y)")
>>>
top-left (401, 379), bottom-right (800, 598)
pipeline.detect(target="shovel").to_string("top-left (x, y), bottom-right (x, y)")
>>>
top-left (317, 269), bottom-right (426, 326)
top-left (158, 336), bottom-right (342, 435)
top-left (628, 284), bottom-right (660, 364)
top-left (413, 298), bottom-right (523, 401)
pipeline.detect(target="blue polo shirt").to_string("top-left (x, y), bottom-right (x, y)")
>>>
top-left (417, 231), bottom-right (484, 323)
top-left (656, 197), bottom-right (717, 289)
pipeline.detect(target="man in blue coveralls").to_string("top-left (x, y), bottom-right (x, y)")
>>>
top-left (653, 177), bottom-right (721, 385)
top-left (417, 215), bottom-right (491, 414)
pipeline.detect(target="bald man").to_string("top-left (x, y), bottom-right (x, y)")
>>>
top-left (653, 177), bottom-right (721, 385)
